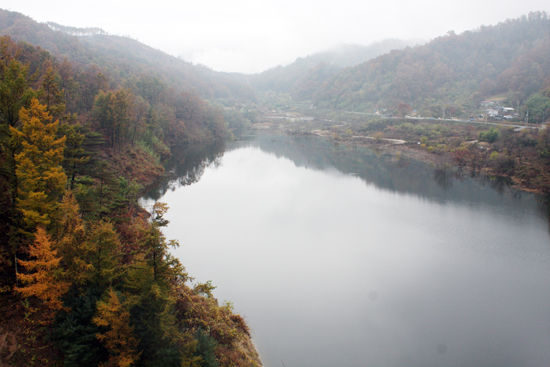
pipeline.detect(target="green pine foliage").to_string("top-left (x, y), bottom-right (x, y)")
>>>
top-left (53, 286), bottom-right (108, 367)
top-left (195, 328), bottom-right (219, 367)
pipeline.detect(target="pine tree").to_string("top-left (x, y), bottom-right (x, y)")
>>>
top-left (10, 98), bottom-right (67, 236)
top-left (0, 36), bottom-right (37, 285)
top-left (57, 191), bottom-right (91, 285)
top-left (145, 202), bottom-right (180, 283)
top-left (58, 123), bottom-right (89, 190)
top-left (0, 37), bottom-right (36, 128)
top-left (52, 286), bottom-right (109, 367)
top-left (88, 220), bottom-right (121, 287)
top-left (40, 66), bottom-right (66, 120)
top-left (93, 89), bottom-right (132, 151)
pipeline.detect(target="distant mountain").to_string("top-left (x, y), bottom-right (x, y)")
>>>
top-left (313, 11), bottom-right (550, 117)
top-left (224, 39), bottom-right (418, 101)
top-left (304, 40), bottom-right (424, 69)
top-left (0, 9), bottom-right (256, 104)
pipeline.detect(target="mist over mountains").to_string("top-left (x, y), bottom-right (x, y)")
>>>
top-left (221, 39), bottom-right (420, 100)
top-left (1, 6), bottom-right (550, 367)
top-left (313, 11), bottom-right (550, 117)
top-left (0, 9), bottom-right (256, 104)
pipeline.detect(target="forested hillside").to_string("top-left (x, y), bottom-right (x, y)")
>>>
top-left (225, 39), bottom-right (416, 102)
top-left (0, 15), bottom-right (260, 367)
top-left (313, 11), bottom-right (550, 119)
top-left (0, 9), bottom-right (256, 105)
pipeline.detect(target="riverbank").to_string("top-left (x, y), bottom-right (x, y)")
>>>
top-left (150, 131), bottom-right (550, 367)
top-left (254, 110), bottom-right (550, 194)
top-left (0, 138), bottom-right (263, 367)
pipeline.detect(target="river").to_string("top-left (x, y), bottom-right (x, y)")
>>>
top-left (141, 132), bottom-right (550, 367)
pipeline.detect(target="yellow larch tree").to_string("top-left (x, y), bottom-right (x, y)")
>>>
top-left (93, 288), bottom-right (140, 367)
top-left (15, 226), bottom-right (70, 322)
top-left (9, 98), bottom-right (67, 237)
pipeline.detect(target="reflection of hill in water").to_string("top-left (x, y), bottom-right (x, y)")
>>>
top-left (143, 141), bottom-right (225, 200)
top-left (144, 132), bottom-right (549, 222)
top-left (227, 132), bottom-right (548, 219)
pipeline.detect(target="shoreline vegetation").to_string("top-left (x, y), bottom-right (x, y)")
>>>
top-left (2, 8), bottom-right (550, 367)
top-left (0, 31), bottom-right (261, 367)
top-left (253, 109), bottom-right (550, 195)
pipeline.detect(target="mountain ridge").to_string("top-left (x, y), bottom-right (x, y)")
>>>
top-left (312, 11), bottom-right (550, 117)
top-left (0, 9), bottom-right (256, 104)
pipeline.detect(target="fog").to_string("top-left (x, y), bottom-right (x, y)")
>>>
top-left (3, 0), bottom-right (550, 73)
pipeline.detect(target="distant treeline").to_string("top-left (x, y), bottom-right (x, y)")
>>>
top-left (312, 11), bottom-right (550, 119)
top-left (47, 22), bottom-right (107, 36)
top-left (0, 9), bottom-right (257, 105)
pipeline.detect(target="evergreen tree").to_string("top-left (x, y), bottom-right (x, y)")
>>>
top-left (194, 328), bottom-right (218, 367)
top-left (0, 36), bottom-right (37, 284)
top-left (93, 89), bottom-right (132, 151)
top-left (88, 220), bottom-right (121, 287)
top-left (53, 286), bottom-right (108, 367)
top-left (144, 202), bottom-right (180, 283)
top-left (0, 37), bottom-right (36, 128)
top-left (57, 191), bottom-right (91, 285)
top-left (58, 122), bottom-right (89, 190)
top-left (40, 66), bottom-right (66, 120)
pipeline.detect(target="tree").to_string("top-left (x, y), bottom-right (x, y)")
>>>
top-left (0, 37), bottom-right (37, 282)
top-left (539, 76), bottom-right (550, 98)
top-left (40, 66), bottom-right (66, 120)
top-left (10, 98), bottom-right (67, 236)
top-left (145, 202), bottom-right (180, 282)
top-left (53, 286), bottom-right (109, 367)
top-left (523, 93), bottom-right (550, 123)
top-left (88, 220), bottom-right (121, 287)
top-left (0, 37), bottom-right (36, 128)
top-left (465, 124), bottom-right (475, 140)
top-left (479, 127), bottom-right (500, 143)
top-left (58, 122), bottom-right (89, 190)
top-left (57, 191), bottom-right (91, 284)
top-left (93, 89), bottom-right (133, 151)
top-left (15, 226), bottom-right (70, 322)
top-left (93, 288), bottom-right (140, 367)
top-left (129, 95), bottom-right (148, 146)
top-left (479, 78), bottom-right (495, 97)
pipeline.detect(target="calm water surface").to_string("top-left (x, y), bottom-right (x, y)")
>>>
top-left (142, 133), bottom-right (550, 367)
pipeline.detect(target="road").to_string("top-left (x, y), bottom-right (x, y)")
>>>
top-left (342, 111), bottom-right (546, 130)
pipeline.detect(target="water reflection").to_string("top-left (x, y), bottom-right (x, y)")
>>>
top-left (143, 140), bottom-right (225, 200)
top-left (143, 132), bottom-right (550, 367)
top-left (225, 132), bottom-right (546, 221)
top-left (432, 166), bottom-right (454, 189)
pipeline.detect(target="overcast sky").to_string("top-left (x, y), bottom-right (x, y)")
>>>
top-left (3, 1), bottom-right (550, 74)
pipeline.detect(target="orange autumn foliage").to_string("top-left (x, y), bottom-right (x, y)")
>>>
top-left (93, 288), bottom-right (140, 367)
top-left (15, 226), bottom-right (70, 320)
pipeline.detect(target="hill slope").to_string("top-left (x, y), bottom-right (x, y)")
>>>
top-left (224, 39), bottom-right (418, 101)
top-left (0, 9), bottom-right (256, 104)
top-left (0, 10), bottom-right (262, 367)
top-left (313, 11), bottom-right (550, 117)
